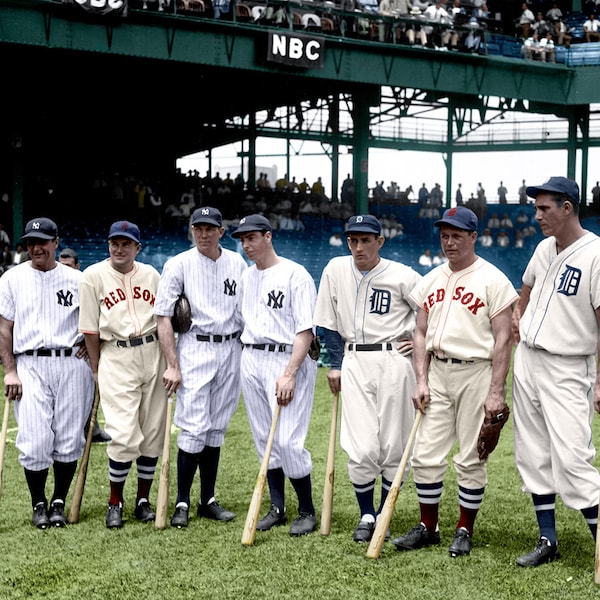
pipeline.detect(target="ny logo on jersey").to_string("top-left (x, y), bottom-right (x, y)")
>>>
top-left (56, 289), bottom-right (74, 307)
top-left (267, 290), bottom-right (285, 309)
top-left (369, 287), bottom-right (391, 315)
top-left (223, 278), bottom-right (237, 296)
top-left (557, 264), bottom-right (581, 297)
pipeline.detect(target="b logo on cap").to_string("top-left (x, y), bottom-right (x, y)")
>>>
top-left (448, 208), bottom-right (457, 216)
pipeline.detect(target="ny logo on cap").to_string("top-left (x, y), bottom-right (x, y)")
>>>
top-left (240, 217), bottom-right (246, 224)
top-left (32, 222), bottom-right (41, 230)
top-left (202, 208), bottom-right (210, 215)
top-left (356, 216), bottom-right (364, 223)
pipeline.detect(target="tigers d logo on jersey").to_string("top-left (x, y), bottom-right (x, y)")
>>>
top-left (557, 264), bottom-right (581, 296)
top-left (369, 287), bottom-right (391, 315)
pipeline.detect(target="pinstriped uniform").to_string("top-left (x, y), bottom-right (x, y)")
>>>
top-left (314, 255), bottom-right (422, 484)
top-left (0, 262), bottom-right (94, 470)
top-left (240, 258), bottom-right (317, 479)
top-left (154, 246), bottom-right (247, 454)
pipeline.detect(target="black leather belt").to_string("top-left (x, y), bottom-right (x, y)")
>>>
top-left (246, 343), bottom-right (288, 353)
top-left (116, 333), bottom-right (158, 348)
top-left (434, 356), bottom-right (475, 365)
top-left (24, 348), bottom-right (74, 357)
top-left (347, 343), bottom-right (393, 351)
top-left (197, 332), bottom-right (240, 343)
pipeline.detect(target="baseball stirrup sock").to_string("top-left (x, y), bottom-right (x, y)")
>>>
top-left (136, 456), bottom-right (158, 502)
top-left (377, 476), bottom-right (393, 513)
top-left (353, 479), bottom-right (376, 517)
top-left (199, 446), bottom-right (221, 505)
top-left (108, 459), bottom-right (132, 505)
top-left (457, 486), bottom-right (485, 534)
top-left (416, 481), bottom-right (443, 532)
top-left (24, 467), bottom-right (49, 507)
top-left (532, 493), bottom-right (557, 544)
top-left (580, 505), bottom-right (598, 540)
top-left (51, 460), bottom-right (78, 503)
top-left (267, 468), bottom-right (286, 511)
top-left (176, 449), bottom-right (201, 506)
top-left (290, 474), bottom-right (315, 515)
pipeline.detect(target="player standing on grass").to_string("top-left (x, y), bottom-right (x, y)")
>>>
top-left (79, 220), bottom-right (167, 529)
top-left (313, 214), bottom-right (422, 543)
top-left (393, 206), bottom-right (518, 557)
top-left (0, 218), bottom-right (94, 528)
top-left (232, 214), bottom-right (318, 536)
top-left (512, 177), bottom-right (600, 567)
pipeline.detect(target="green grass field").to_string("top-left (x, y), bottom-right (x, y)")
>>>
top-left (1, 366), bottom-right (600, 599)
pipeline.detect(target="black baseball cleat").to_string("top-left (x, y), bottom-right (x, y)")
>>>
top-left (48, 500), bottom-right (67, 528)
top-left (197, 500), bottom-right (236, 522)
top-left (352, 517), bottom-right (375, 543)
top-left (448, 527), bottom-right (471, 557)
top-left (392, 523), bottom-right (441, 551)
top-left (516, 537), bottom-right (560, 567)
top-left (170, 504), bottom-right (189, 528)
top-left (106, 503), bottom-right (124, 529)
top-left (92, 429), bottom-right (111, 443)
top-left (134, 499), bottom-right (156, 522)
top-left (289, 512), bottom-right (317, 536)
top-left (256, 505), bottom-right (288, 531)
top-left (32, 502), bottom-right (50, 529)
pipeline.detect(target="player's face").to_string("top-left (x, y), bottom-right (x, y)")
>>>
top-left (26, 238), bottom-right (58, 272)
top-left (347, 233), bottom-right (384, 271)
top-left (108, 237), bottom-right (140, 273)
top-left (192, 224), bottom-right (224, 259)
top-left (439, 226), bottom-right (477, 270)
top-left (59, 256), bottom-right (79, 269)
top-left (239, 231), bottom-right (270, 263)
top-left (534, 193), bottom-right (568, 237)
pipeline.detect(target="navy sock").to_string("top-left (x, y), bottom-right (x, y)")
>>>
top-left (353, 479), bottom-right (376, 518)
top-left (51, 460), bottom-right (77, 504)
top-left (267, 468), bottom-right (286, 511)
top-left (176, 449), bottom-right (200, 506)
top-left (532, 493), bottom-right (557, 545)
top-left (24, 468), bottom-right (49, 507)
top-left (199, 446), bottom-right (220, 505)
top-left (377, 476), bottom-right (393, 514)
top-left (289, 474), bottom-right (315, 515)
top-left (581, 505), bottom-right (598, 540)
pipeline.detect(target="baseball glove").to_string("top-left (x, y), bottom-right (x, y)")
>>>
top-left (477, 405), bottom-right (510, 461)
top-left (171, 293), bottom-right (192, 334)
top-left (308, 335), bottom-right (321, 361)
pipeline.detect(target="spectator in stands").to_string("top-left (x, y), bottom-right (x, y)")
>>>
top-left (341, 174), bottom-right (355, 205)
top-left (500, 213), bottom-right (514, 229)
top-left (429, 183), bottom-right (443, 217)
top-left (584, 13), bottom-right (600, 42)
top-left (546, 2), bottom-right (563, 35)
top-left (455, 183), bottom-right (463, 205)
top-left (522, 33), bottom-right (545, 61)
top-left (516, 209), bottom-right (530, 225)
top-left (540, 32), bottom-right (555, 62)
top-left (519, 179), bottom-right (528, 204)
top-left (432, 250), bottom-right (447, 265)
top-left (592, 181), bottom-right (600, 212)
top-left (381, 214), bottom-right (403, 239)
top-left (531, 12), bottom-right (550, 39)
top-left (496, 230), bottom-right (510, 248)
top-left (299, 177), bottom-right (310, 195)
top-left (418, 183), bottom-right (429, 207)
top-left (406, 6), bottom-right (428, 46)
top-left (487, 213), bottom-right (501, 230)
top-left (373, 181), bottom-right (386, 202)
top-left (311, 177), bottom-right (325, 200)
top-left (418, 249), bottom-right (433, 267)
top-left (517, 2), bottom-right (535, 39)
top-left (423, 0), bottom-right (453, 49)
top-left (212, 0), bottom-right (230, 19)
top-left (0, 243), bottom-right (12, 275)
top-left (287, 176), bottom-right (299, 194)
top-left (11, 243), bottom-right (28, 266)
top-left (479, 228), bottom-right (493, 248)
top-left (497, 181), bottom-right (508, 204)
top-left (464, 14), bottom-right (483, 52)
top-left (515, 228), bottom-right (525, 248)
top-left (557, 18), bottom-right (573, 47)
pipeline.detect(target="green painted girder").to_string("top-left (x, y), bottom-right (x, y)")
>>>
top-left (3, 0), bottom-right (600, 107)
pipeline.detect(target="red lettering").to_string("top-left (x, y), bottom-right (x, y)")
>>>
top-left (427, 293), bottom-right (435, 308)
top-left (117, 289), bottom-right (126, 301)
top-left (109, 291), bottom-right (118, 304)
top-left (105, 296), bottom-right (113, 309)
top-left (461, 292), bottom-right (474, 305)
top-left (453, 286), bottom-right (464, 301)
top-left (436, 289), bottom-right (444, 302)
top-left (468, 298), bottom-right (486, 315)
top-left (133, 286), bottom-right (141, 299)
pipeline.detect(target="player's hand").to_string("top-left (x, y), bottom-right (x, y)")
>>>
top-left (511, 306), bottom-right (521, 344)
top-left (484, 390), bottom-right (506, 419)
top-left (396, 338), bottom-right (413, 356)
top-left (4, 371), bottom-right (22, 401)
top-left (162, 367), bottom-right (182, 395)
top-left (412, 382), bottom-right (429, 413)
top-left (326, 369), bottom-right (341, 395)
top-left (276, 374), bottom-right (296, 406)
top-left (75, 342), bottom-right (88, 360)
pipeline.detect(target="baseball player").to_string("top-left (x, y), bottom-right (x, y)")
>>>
top-left (512, 177), bottom-right (600, 567)
top-left (313, 214), bottom-right (422, 543)
top-left (79, 220), bottom-right (167, 529)
top-left (0, 218), bottom-right (94, 528)
top-left (232, 214), bottom-right (318, 536)
top-left (393, 206), bottom-right (518, 557)
top-left (154, 206), bottom-right (247, 528)
top-left (58, 247), bottom-right (111, 444)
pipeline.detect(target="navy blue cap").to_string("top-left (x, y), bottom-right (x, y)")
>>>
top-left (526, 176), bottom-right (580, 204)
top-left (345, 215), bottom-right (382, 236)
top-left (435, 206), bottom-right (478, 232)
top-left (108, 221), bottom-right (141, 243)
top-left (231, 214), bottom-right (273, 238)
top-left (191, 206), bottom-right (222, 227)
top-left (22, 217), bottom-right (58, 241)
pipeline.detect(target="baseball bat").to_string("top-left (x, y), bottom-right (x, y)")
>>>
top-left (155, 395), bottom-right (174, 530)
top-left (241, 403), bottom-right (282, 546)
top-left (366, 409), bottom-right (424, 559)
top-left (0, 396), bottom-right (11, 498)
top-left (67, 385), bottom-right (100, 524)
top-left (320, 392), bottom-right (339, 536)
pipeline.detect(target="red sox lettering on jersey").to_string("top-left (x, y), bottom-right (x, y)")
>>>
top-left (104, 286), bottom-right (156, 310)
top-left (422, 286), bottom-right (486, 316)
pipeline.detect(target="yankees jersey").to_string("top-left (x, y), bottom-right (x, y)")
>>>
top-left (154, 246), bottom-right (246, 333)
top-left (314, 256), bottom-right (421, 343)
top-left (0, 262), bottom-right (84, 353)
top-left (240, 258), bottom-right (316, 345)
top-left (79, 259), bottom-right (160, 341)
top-left (410, 257), bottom-right (518, 361)
top-left (519, 232), bottom-right (600, 356)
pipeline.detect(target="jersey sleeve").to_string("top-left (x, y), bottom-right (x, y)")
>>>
top-left (78, 269), bottom-right (101, 334)
top-left (154, 256), bottom-right (183, 317)
top-left (313, 262), bottom-right (340, 331)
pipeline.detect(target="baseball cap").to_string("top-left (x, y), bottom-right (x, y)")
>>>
top-left (108, 220), bottom-right (141, 243)
top-left (59, 248), bottom-right (79, 263)
top-left (191, 206), bottom-right (222, 227)
top-left (526, 176), bottom-right (580, 204)
top-left (434, 206), bottom-right (478, 232)
top-left (345, 215), bottom-right (382, 236)
top-left (22, 217), bottom-right (58, 241)
top-left (231, 214), bottom-right (273, 238)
